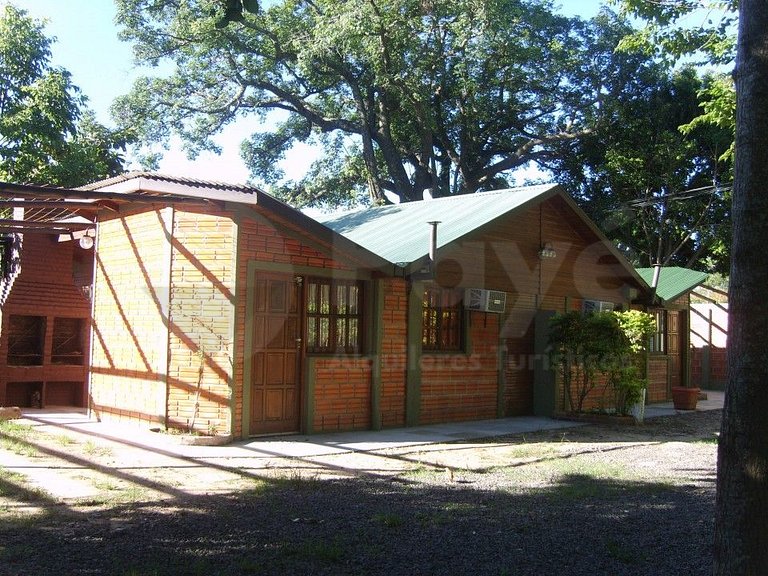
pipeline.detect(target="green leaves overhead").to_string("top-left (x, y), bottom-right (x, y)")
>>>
top-left (0, 5), bottom-right (130, 186)
top-left (113, 0), bottom-right (631, 206)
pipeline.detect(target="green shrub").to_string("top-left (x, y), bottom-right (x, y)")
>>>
top-left (549, 309), bottom-right (655, 414)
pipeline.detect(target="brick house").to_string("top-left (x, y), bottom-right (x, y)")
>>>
top-left (0, 186), bottom-right (96, 409)
top-left (636, 266), bottom-right (709, 401)
top-left (3, 174), bottom-right (694, 437)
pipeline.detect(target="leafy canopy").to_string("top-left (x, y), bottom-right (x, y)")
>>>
top-left (0, 4), bottom-right (131, 187)
top-left (114, 0), bottom-right (657, 207)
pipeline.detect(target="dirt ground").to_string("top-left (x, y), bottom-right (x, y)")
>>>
top-left (0, 409), bottom-right (721, 575)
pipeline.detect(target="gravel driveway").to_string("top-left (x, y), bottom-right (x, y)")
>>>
top-left (0, 409), bottom-right (721, 576)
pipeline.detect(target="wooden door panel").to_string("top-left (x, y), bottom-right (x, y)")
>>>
top-left (250, 273), bottom-right (302, 435)
top-left (265, 389), bottom-right (284, 420)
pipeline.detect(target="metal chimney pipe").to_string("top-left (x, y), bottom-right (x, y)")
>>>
top-left (427, 221), bottom-right (440, 267)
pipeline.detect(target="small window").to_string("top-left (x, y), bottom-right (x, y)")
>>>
top-left (422, 285), bottom-right (463, 351)
top-left (7, 315), bottom-right (46, 366)
top-left (305, 278), bottom-right (363, 354)
top-left (649, 309), bottom-right (667, 354)
top-left (51, 317), bottom-right (85, 365)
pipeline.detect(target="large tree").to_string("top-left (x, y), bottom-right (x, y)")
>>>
top-left (549, 60), bottom-right (733, 273)
top-left (113, 0), bottom-right (656, 207)
top-left (0, 4), bottom-right (130, 187)
top-left (713, 0), bottom-right (768, 573)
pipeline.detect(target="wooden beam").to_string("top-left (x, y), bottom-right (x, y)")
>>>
top-left (0, 181), bottom-right (220, 206)
top-left (0, 200), bottom-right (99, 210)
top-left (0, 219), bottom-right (92, 233)
top-left (0, 226), bottom-right (84, 234)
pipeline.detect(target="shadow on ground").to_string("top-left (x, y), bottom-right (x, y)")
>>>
top-left (0, 465), bottom-right (713, 576)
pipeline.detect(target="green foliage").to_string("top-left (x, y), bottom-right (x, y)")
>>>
top-left (616, 0), bottom-right (737, 66)
top-left (607, 0), bottom-right (737, 274)
top-left (544, 7), bottom-right (735, 274)
top-left (113, 0), bottom-right (665, 208)
top-left (613, 309), bottom-right (656, 354)
top-left (549, 309), bottom-right (654, 415)
top-left (0, 5), bottom-right (130, 186)
top-left (548, 311), bottom-right (622, 413)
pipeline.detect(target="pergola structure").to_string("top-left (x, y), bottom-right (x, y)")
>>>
top-left (0, 180), bottom-right (224, 238)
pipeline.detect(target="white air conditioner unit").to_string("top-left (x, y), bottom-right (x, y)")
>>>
top-left (582, 299), bottom-right (615, 314)
top-left (464, 288), bottom-right (507, 313)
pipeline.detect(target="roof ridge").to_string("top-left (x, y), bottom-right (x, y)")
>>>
top-left (78, 171), bottom-right (263, 193)
top-left (320, 184), bottom-right (558, 222)
top-left (394, 184), bottom-right (555, 207)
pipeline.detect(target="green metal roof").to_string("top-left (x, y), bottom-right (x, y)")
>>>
top-left (319, 184), bottom-right (560, 266)
top-left (636, 267), bottom-right (709, 303)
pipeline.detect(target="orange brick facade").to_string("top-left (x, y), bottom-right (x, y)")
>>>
top-left (420, 312), bottom-right (500, 424)
top-left (84, 192), bottom-right (682, 439)
top-left (0, 233), bottom-right (92, 408)
top-left (379, 278), bottom-right (408, 428)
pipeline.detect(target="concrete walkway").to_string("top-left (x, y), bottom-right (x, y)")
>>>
top-left (1, 391), bottom-right (724, 499)
top-left (10, 390), bottom-right (724, 458)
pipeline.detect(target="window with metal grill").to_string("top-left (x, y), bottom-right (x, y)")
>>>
top-left (305, 278), bottom-right (362, 354)
top-left (422, 285), bottom-right (463, 351)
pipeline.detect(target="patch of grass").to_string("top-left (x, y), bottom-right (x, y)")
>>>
top-left (402, 464), bottom-right (443, 482)
top-left (373, 512), bottom-right (403, 528)
top-left (693, 436), bottom-right (719, 445)
top-left (93, 479), bottom-right (120, 491)
top-left (0, 421), bottom-right (38, 456)
top-left (272, 470), bottom-right (321, 491)
top-left (288, 538), bottom-right (344, 564)
top-left (0, 469), bottom-right (49, 502)
top-left (606, 538), bottom-right (644, 564)
top-left (505, 443), bottom-right (558, 459)
top-left (82, 440), bottom-right (113, 457)
top-left (53, 434), bottom-right (77, 447)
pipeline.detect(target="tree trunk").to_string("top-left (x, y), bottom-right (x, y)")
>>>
top-left (714, 2), bottom-right (768, 574)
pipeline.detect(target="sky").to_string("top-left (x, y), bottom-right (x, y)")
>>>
top-left (6, 0), bottom-right (607, 186)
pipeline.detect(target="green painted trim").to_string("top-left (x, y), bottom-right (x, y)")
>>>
top-left (228, 214), bottom-right (242, 437)
top-left (241, 260), bottom-right (258, 438)
top-left (250, 259), bottom-right (371, 280)
top-left (304, 357), bottom-right (316, 434)
top-left (533, 310), bottom-right (558, 417)
top-left (406, 281), bottom-right (423, 426)
top-left (370, 280), bottom-right (384, 430)
top-left (496, 341), bottom-right (507, 418)
top-left (463, 310), bottom-right (473, 354)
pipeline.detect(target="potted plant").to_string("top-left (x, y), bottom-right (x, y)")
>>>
top-left (671, 386), bottom-right (700, 410)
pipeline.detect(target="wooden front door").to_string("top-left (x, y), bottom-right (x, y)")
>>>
top-left (250, 273), bottom-right (302, 435)
top-left (667, 310), bottom-right (681, 389)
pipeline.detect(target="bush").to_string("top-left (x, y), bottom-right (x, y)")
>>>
top-left (549, 309), bottom-right (655, 414)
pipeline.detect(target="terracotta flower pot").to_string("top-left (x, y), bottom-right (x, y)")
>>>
top-left (671, 387), bottom-right (700, 410)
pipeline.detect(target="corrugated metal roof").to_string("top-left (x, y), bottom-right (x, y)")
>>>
top-left (319, 184), bottom-right (560, 265)
top-left (80, 171), bottom-right (265, 205)
top-left (636, 266), bottom-right (709, 303)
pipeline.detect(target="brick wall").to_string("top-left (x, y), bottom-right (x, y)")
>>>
top-left (647, 356), bottom-right (669, 402)
top-left (166, 210), bottom-right (236, 434)
top-left (690, 346), bottom-right (727, 389)
top-left (420, 312), bottom-right (500, 424)
top-left (312, 357), bottom-right (372, 432)
top-left (90, 210), bottom-right (173, 426)
top-left (234, 215), bottom-right (353, 437)
top-left (379, 278), bottom-right (407, 427)
top-left (0, 233), bottom-right (91, 407)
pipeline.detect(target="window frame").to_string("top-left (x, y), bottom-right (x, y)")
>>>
top-left (304, 277), bottom-right (364, 355)
top-left (649, 309), bottom-right (667, 354)
top-left (422, 285), bottom-right (464, 352)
